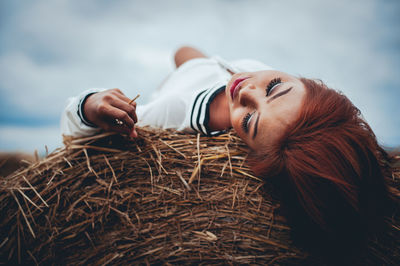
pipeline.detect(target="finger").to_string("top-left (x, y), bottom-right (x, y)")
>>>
top-left (110, 99), bottom-right (138, 123)
top-left (108, 124), bottom-right (132, 135)
top-left (129, 128), bottom-right (138, 138)
top-left (131, 107), bottom-right (138, 124)
top-left (129, 100), bottom-right (137, 108)
top-left (107, 107), bottom-right (135, 128)
top-left (113, 91), bottom-right (138, 109)
top-left (110, 88), bottom-right (124, 96)
top-left (112, 90), bottom-right (132, 103)
top-left (96, 119), bottom-right (131, 135)
top-left (110, 98), bottom-right (136, 120)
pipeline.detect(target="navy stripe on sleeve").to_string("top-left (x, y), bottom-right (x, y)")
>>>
top-left (77, 92), bottom-right (98, 128)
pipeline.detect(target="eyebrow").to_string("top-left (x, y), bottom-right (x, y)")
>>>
top-left (267, 86), bottom-right (293, 103)
top-left (252, 86), bottom-right (294, 139)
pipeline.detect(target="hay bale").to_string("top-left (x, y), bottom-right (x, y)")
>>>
top-left (1, 127), bottom-right (399, 265)
top-left (0, 152), bottom-right (34, 177)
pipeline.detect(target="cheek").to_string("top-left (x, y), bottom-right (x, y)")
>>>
top-left (230, 109), bottom-right (256, 147)
top-left (229, 109), bottom-right (243, 132)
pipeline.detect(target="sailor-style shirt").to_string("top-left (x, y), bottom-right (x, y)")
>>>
top-left (189, 85), bottom-right (226, 136)
top-left (60, 56), bottom-right (271, 137)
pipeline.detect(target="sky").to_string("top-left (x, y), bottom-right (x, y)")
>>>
top-left (0, 0), bottom-right (399, 155)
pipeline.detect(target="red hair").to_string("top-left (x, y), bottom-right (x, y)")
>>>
top-left (250, 78), bottom-right (393, 260)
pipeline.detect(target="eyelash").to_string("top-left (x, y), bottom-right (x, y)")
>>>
top-left (266, 77), bottom-right (282, 96)
top-left (241, 77), bottom-right (281, 134)
top-left (241, 112), bottom-right (253, 133)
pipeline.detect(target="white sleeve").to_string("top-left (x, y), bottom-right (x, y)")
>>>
top-left (60, 88), bottom-right (104, 137)
top-left (136, 91), bottom-right (190, 131)
top-left (61, 87), bottom-right (192, 138)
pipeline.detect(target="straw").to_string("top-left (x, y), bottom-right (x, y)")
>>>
top-left (129, 94), bottom-right (140, 105)
top-left (0, 126), bottom-right (399, 265)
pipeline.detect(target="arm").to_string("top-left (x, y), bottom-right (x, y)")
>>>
top-left (174, 46), bottom-right (207, 68)
top-left (61, 88), bottom-right (103, 138)
top-left (61, 88), bottom-right (138, 138)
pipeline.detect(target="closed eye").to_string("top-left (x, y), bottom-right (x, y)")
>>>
top-left (266, 78), bottom-right (282, 96)
top-left (241, 111), bottom-right (255, 133)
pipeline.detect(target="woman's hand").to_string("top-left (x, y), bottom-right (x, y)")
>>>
top-left (83, 88), bottom-right (138, 138)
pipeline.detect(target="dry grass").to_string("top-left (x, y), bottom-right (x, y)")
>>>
top-left (0, 127), bottom-right (399, 265)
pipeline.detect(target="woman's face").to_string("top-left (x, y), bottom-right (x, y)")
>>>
top-left (225, 70), bottom-right (306, 151)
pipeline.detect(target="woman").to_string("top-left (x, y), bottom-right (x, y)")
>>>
top-left (61, 46), bottom-right (394, 260)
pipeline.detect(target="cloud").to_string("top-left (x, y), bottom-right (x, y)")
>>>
top-left (0, 0), bottom-right (399, 151)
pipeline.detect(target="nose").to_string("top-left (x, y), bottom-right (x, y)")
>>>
top-left (238, 83), bottom-right (257, 106)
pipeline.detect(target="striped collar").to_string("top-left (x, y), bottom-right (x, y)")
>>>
top-left (190, 85), bottom-right (226, 136)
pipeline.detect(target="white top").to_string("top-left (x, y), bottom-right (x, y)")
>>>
top-left (60, 56), bottom-right (272, 137)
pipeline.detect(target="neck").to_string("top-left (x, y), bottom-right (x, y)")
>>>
top-left (208, 89), bottom-right (231, 131)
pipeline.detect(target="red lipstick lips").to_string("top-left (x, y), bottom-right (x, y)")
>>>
top-left (230, 77), bottom-right (249, 100)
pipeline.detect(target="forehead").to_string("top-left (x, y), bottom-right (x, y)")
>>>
top-left (251, 78), bottom-right (306, 150)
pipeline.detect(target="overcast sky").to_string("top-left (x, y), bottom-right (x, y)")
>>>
top-left (0, 0), bottom-right (399, 154)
